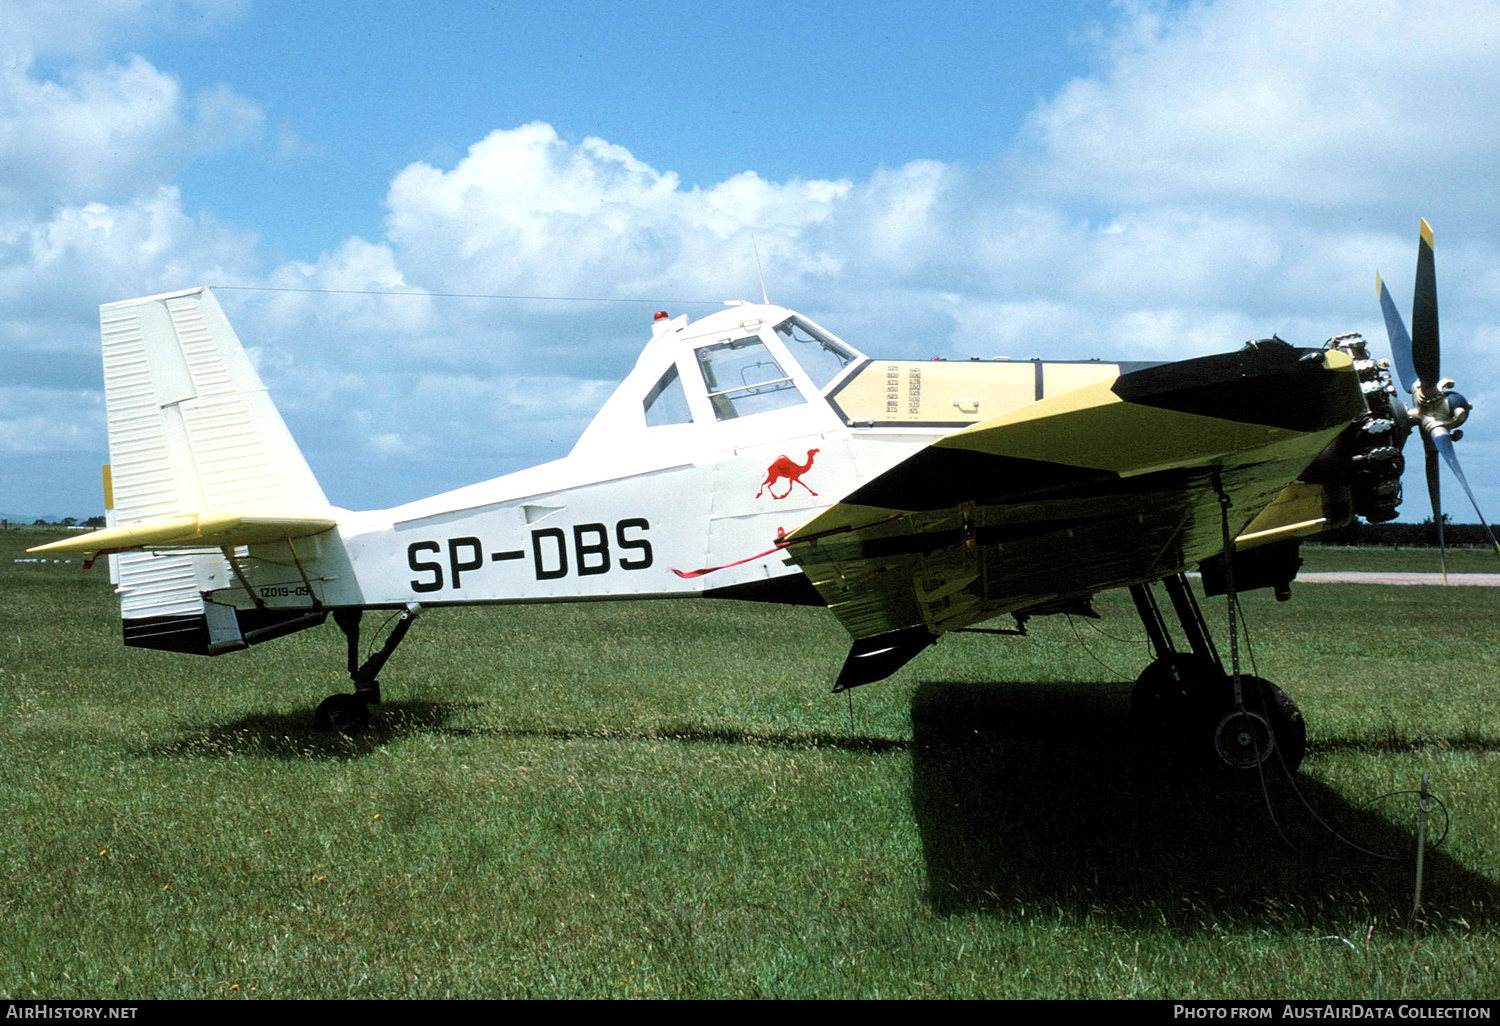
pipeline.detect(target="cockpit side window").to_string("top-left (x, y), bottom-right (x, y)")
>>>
top-left (695, 336), bottom-right (803, 421)
top-left (775, 317), bottom-right (855, 390)
top-left (643, 363), bottom-right (693, 427)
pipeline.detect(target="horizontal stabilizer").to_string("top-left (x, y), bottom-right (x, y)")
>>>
top-left (29, 512), bottom-right (336, 555)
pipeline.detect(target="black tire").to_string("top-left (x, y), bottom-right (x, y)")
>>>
top-left (314, 692), bottom-right (369, 733)
top-left (1209, 675), bottom-right (1305, 773)
top-left (1131, 654), bottom-right (1222, 732)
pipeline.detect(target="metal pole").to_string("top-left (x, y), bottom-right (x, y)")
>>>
top-left (1412, 770), bottom-right (1430, 921)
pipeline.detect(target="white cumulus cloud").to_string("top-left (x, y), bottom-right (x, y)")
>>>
top-left (1019, 0), bottom-right (1500, 213)
top-left (384, 122), bottom-right (854, 300)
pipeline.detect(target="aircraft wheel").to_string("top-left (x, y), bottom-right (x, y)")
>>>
top-left (314, 692), bottom-right (369, 733)
top-left (1131, 654), bottom-right (1221, 730)
top-left (1209, 676), bottom-right (1305, 773)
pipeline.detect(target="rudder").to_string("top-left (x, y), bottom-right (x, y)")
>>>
top-left (99, 287), bottom-right (332, 651)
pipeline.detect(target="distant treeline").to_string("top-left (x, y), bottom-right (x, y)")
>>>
top-left (1314, 519), bottom-right (1492, 547)
top-left (0, 516), bottom-right (106, 529)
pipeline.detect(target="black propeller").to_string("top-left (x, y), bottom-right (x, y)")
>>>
top-left (1377, 219), bottom-right (1500, 577)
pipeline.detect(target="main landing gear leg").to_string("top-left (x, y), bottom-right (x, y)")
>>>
top-left (314, 604), bottom-right (421, 732)
top-left (1128, 574), bottom-right (1305, 772)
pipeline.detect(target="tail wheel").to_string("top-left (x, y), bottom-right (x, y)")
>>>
top-left (314, 692), bottom-right (370, 733)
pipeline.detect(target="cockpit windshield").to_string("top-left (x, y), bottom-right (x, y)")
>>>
top-left (775, 317), bottom-right (856, 390)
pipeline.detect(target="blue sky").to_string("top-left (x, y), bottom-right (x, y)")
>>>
top-left (4, 0), bottom-right (1500, 529)
top-left (102, 1), bottom-right (1094, 258)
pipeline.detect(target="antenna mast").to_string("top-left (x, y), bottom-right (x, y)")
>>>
top-left (751, 233), bottom-right (770, 304)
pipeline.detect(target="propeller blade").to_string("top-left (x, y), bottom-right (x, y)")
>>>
top-left (1430, 427), bottom-right (1500, 560)
top-left (1378, 271), bottom-right (1418, 393)
top-left (1423, 433), bottom-right (1448, 582)
top-left (1412, 218), bottom-right (1441, 388)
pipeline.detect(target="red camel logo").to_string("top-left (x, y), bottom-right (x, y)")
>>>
top-left (756, 448), bottom-right (819, 500)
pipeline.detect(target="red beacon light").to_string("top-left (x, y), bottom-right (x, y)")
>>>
top-left (653, 310), bottom-right (670, 321)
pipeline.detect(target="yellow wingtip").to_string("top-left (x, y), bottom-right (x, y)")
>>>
top-left (26, 511), bottom-right (337, 555)
top-left (1420, 217), bottom-right (1433, 246)
top-left (1376, 270), bottom-right (1383, 296)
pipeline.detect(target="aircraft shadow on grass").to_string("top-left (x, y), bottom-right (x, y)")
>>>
top-left (148, 678), bottom-right (1496, 933)
top-left (909, 679), bottom-right (1500, 930)
top-left (153, 699), bottom-right (909, 762)
top-left (151, 700), bottom-right (477, 760)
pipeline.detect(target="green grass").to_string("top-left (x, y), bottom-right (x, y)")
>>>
top-left (1300, 543), bottom-right (1497, 575)
top-left (2, 527), bottom-right (1496, 998)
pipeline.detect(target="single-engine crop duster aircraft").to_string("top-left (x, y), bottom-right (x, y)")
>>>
top-left (33, 220), bottom-right (1499, 769)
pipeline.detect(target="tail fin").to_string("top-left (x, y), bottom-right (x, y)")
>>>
top-left (102, 286), bottom-right (328, 518)
top-left (94, 287), bottom-right (332, 652)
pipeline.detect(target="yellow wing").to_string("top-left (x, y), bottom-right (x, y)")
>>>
top-left (783, 344), bottom-right (1361, 686)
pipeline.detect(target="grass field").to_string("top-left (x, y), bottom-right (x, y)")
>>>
top-left (1300, 544), bottom-right (1498, 575)
top-left (2, 527), bottom-right (1496, 999)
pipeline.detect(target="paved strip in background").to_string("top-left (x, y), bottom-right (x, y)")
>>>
top-left (1297, 572), bottom-right (1500, 586)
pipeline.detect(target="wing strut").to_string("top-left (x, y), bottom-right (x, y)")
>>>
top-left (222, 546), bottom-right (266, 610)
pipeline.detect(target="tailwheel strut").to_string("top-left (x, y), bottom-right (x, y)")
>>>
top-left (314, 603), bottom-right (422, 732)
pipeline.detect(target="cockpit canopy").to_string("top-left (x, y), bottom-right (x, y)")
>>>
top-left (654, 313), bottom-right (859, 423)
top-left (572, 305), bottom-right (864, 458)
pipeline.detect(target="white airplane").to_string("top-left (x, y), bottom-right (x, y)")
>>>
top-left (33, 221), bottom-right (1496, 770)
